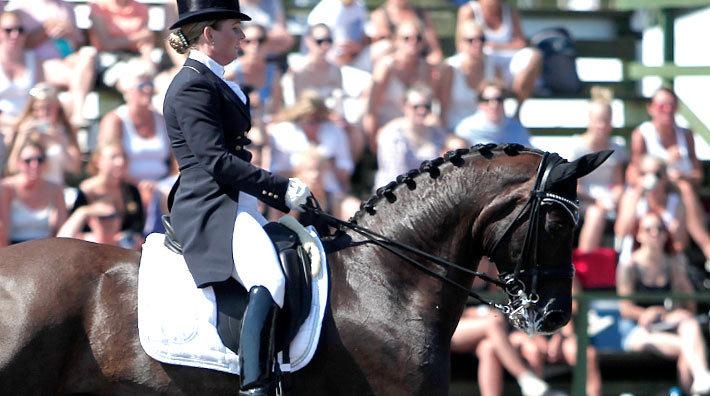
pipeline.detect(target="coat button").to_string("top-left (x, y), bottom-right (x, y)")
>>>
top-left (262, 190), bottom-right (267, 195)
top-left (273, 195), bottom-right (279, 199)
top-left (268, 192), bottom-right (274, 197)
top-left (235, 145), bottom-right (242, 151)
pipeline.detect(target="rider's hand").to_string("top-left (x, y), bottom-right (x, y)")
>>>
top-left (285, 178), bottom-right (311, 212)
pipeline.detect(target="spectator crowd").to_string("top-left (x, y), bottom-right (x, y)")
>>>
top-left (0, 0), bottom-right (709, 395)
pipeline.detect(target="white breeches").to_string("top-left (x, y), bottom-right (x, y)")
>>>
top-left (231, 192), bottom-right (285, 308)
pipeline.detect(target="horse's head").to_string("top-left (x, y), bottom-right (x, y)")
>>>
top-left (479, 149), bottom-right (612, 334)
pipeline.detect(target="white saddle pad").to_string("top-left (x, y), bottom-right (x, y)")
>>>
top-left (137, 229), bottom-right (329, 374)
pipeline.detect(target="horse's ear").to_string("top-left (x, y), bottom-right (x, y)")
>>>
top-left (545, 150), bottom-right (614, 187)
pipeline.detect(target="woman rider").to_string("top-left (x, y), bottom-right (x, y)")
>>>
top-left (164, 1), bottom-right (311, 394)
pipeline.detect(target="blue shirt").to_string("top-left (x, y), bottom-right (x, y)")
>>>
top-left (454, 112), bottom-right (531, 147)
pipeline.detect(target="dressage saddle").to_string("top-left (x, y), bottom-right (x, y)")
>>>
top-left (160, 215), bottom-right (313, 358)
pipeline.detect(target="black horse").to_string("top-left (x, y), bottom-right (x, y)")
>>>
top-left (0, 144), bottom-right (610, 395)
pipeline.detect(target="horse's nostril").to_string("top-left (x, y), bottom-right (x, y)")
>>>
top-left (542, 311), bottom-right (569, 331)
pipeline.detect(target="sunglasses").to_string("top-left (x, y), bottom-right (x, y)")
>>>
top-left (643, 224), bottom-right (666, 233)
top-left (244, 37), bottom-right (267, 45)
top-left (462, 36), bottom-right (485, 44)
top-left (21, 155), bottom-right (45, 165)
top-left (2, 26), bottom-right (24, 35)
top-left (481, 96), bottom-right (504, 104)
top-left (97, 213), bottom-right (121, 222)
top-left (314, 37), bottom-right (333, 46)
top-left (399, 35), bottom-right (423, 43)
top-left (410, 103), bottom-right (432, 111)
top-left (135, 80), bottom-right (154, 91)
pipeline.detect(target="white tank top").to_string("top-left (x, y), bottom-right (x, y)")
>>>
top-left (43, 142), bottom-right (65, 185)
top-left (0, 52), bottom-right (38, 117)
top-left (444, 53), bottom-right (494, 131)
top-left (469, 1), bottom-right (514, 46)
top-left (117, 105), bottom-right (170, 181)
top-left (638, 121), bottom-right (694, 176)
top-left (9, 198), bottom-right (52, 242)
top-left (379, 60), bottom-right (408, 127)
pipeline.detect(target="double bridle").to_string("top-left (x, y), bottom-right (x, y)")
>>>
top-left (305, 152), bottom-right (579, 316)
top-left (487, 151), bottom-right (579, 316)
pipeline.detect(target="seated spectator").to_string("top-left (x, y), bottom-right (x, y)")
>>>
top-left (88, 0), bottom-right (157, 73)
top-left (0, 10), bottom-right (43, 133)
top-left (291, 145), bottom-right (344, 220)
top-left (142, 154), bottom-right (179, 236)
top-left (240, 0), bottom-right (294, 58)
top-left (268, 90), bottom-right (354, 194)
top-left (369, 0), bottom-right (443, 64)
top-left (456, 0), bottom-right (542, 110)
top-left (225, 23), bottom-right (283, 127)
top-left (70, 140), bottom-right (145, 241)
top-left (617, 211), bottom-right (710, 395)
top-left (373, 84), bottom-right (446, 190)
top-left (452, 304), bottom-right (550, 396)
top-left (568, 87), bottom-right (627, 253)
top-left (508, 279), bottom-right (603, 396)
top-left (97, 58), bottom-right (170, 188)
top-left (441, 20), bottom-right (489, 131)
top-left (154, 0), bottom-right (186, 112)
top-left (338, 194), bottom-right (362, 221)
top-left (615, 155), bottom-right (689, 258)
top-left (0, 137), bottom-right (67, 246)
top-left (626, 87), bottom-right (710, 263)
top-left (441, 134), bottom-right (470, 154)
top-left (363, 20), bottom-right (446, 146)
top-left (455, 80), bottom-right (530, 146)
top-left (282, 23), bottom-right (343, 107)
top-left (57, 198), bottom-right (141, 250)
top-left (306, 0), bottom-right (369, 66)
top-left (6, 82), bottom-right (81, 185)
top-left (6, 0), bottom-right (97, 127)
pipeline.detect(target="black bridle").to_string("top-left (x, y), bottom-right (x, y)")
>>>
top-left (487, 152), bottom-right (579, 315)
top-left (303, 152), bottom-right (579, 315)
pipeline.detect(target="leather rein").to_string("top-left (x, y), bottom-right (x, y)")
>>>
top-left (305, 152), bottom-right (579, 315)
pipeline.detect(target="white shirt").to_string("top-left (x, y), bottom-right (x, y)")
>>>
top-left (268, 120), bottom-right (354, 192)
top-left (189, 50), bottom-right (247, 104)
top-left (307, 0), bottom-right (368, 44)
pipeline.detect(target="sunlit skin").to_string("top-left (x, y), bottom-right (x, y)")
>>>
top-left (96, 143), bottom-right (128, 182)
top-left (306, 25), bottom-right (332, 58)
top-left (403, 91), bottom-right (432, 128)
top-left (17, 145), bottom-right (45, 184)
top-left (395, 22), bottom-right (424, 59)
top-left (0, 13), bottom-right (26, 56)
top-left (199, 19), bottom-right (245, 66)
top-left (0, 143), bottom-right (68, 246)
top-left (240, 24), bottom-right (268, 58)
top-left (648, 89), bottom-right (678, 130)
top-left (479, 85), bottom-right (506, 124)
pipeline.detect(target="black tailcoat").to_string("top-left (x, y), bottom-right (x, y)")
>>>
top-left (163, 58), bottom-right (289, 287)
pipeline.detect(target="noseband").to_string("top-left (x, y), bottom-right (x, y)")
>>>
top-left (304, 152), bottom-right (579, 316)
top-left (488, 152), bottom-right (579, 314)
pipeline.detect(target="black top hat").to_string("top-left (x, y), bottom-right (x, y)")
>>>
top-left (170, 0), bottom-right (251, 29)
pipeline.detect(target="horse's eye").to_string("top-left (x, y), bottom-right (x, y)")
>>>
top-left (545, 218), bottom-right (568, 236)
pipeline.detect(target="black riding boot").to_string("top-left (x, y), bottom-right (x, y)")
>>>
top-left (238, 286), bottom-right (279, 396)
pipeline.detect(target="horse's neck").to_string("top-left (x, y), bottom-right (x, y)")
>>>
top-left (331, 178), bottom-right (486, 334)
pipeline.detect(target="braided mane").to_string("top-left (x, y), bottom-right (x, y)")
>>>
top-left (351, 143), bottom-right (545, 221)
